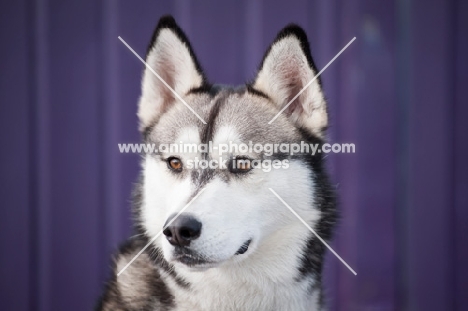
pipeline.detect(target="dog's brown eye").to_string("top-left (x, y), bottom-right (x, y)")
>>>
top-left (167, 157), bottom-right (182, 171)
top-left (237, 159), bottom-right (251, 170)
top-left (231, 157), bottom-right (252, 173)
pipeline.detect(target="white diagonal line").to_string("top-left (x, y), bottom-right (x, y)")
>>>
top-left (117, 188), bottom-right (206, 276)
top-left (268, 188), bottom-right (357, 276)
top-left (268, 37), bottom-right (356, 124)
top-left (118, 36), bottom-right (207, 124)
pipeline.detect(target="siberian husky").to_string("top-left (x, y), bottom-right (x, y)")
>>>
top-left (97, 15), bottom-right (337, 311)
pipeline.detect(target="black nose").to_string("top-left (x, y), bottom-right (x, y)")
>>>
top-left (162, 214), bottom-right (202, 247)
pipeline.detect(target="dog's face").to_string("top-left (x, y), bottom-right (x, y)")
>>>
top-left (136, 17), bottom-right (330, 270)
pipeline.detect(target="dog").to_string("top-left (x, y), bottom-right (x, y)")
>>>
top-left (97, 15), bottom-right (337, 311)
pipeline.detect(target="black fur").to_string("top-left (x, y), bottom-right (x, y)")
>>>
top-left (246, 84), bottom-right (270, 99)
top-left (188, 84), bottom-right (218, 96)
top-left (200, 93), bottom-right (225, 146)
top-left (295, 127), bottom-right (338, 307)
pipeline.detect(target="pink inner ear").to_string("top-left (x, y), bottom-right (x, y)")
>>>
top-left (284, 97), bottom-right (304, 116)
top-left (157, 55), bottom-right (176, 114)
top-left (281, 63), bottom-right (306, 116)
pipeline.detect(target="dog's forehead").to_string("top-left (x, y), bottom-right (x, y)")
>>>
top-left (212, 92), bottom-right (299, 144)
top-left (150, 86), bottom-right (300, 144)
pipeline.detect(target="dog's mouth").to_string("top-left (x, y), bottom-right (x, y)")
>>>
top-left (173, 247), bottom-right (212, 267)
top-left (171, 239), bottom-right (253, 268)
top-left (235, 239), bottom-right (252, 255)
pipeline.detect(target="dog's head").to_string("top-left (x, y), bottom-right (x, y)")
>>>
top-left (135, 16), bottom-right (335, 271)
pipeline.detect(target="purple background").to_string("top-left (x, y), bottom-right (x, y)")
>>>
top-left (1, 0), bottom-right (467, 310)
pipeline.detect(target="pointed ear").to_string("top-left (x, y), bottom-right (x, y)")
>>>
top-left (251, 25), bottom-right (327, 137)
top-left (138, 16), bottom-right (207, 131)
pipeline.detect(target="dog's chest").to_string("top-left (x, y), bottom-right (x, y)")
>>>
top-left (162, 272), bottom-right (320, 311)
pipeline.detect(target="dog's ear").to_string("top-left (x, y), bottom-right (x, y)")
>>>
top-left (138, 15), bottom-right (206, 131)
top-left (251, 25), bottom-right (327, 137)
